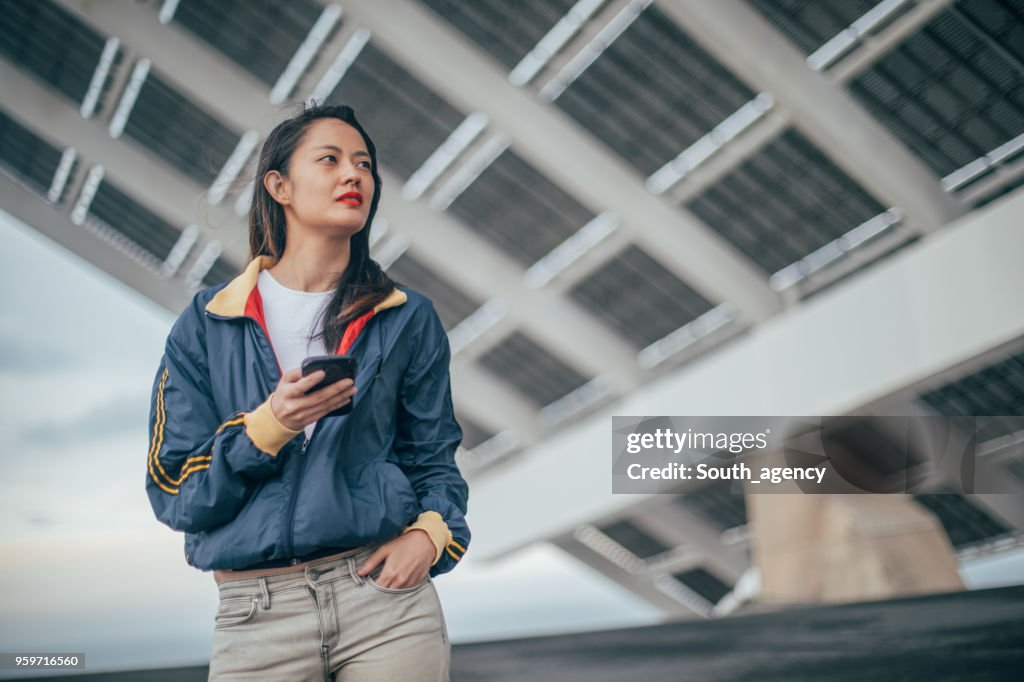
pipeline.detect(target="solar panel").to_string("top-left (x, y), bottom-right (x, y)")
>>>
top-left (0, 0), bottom-right (116, 107)
top-left (849, 1), bottom-right (1024, 177)
top-left (823, 417), bottom-right (930, 477)
top-left (746, 0), bottom-right (884, 55)
top-left (915, 491), bottom-right (1011, 548)
top-left (918, 350), bottom-right (1024, 440)
top-left (1005, 456), bottom-right (1024, 486)
top-left (599, 519), bottom-right (671, 559)
top-left (569, 244), bottom-right (715, 349)
top-left (675, 484), bottom-right (748, 532)
top-left (0, 108), bottom-right (66, 198)
top-left (386, 252), bottom-right (482, 331)
top-left (971, 172), bottom-right (1024, 207)
top-left (88, 179), bottom-right (182, 263)
top-left (555, 4), bottom-right (756, 177)
top-left (477, 331), bottom-right (590, 407)
top-left (172, 0), bottom-right (324, 88)
top-left (417, 0), bottom-right (578, 71)
top-left (329, 41), bottom-right (465, 182)
top-left (123, 69), bottom-right (240, 187)
top-left (671, 566), bottom-right (732, 604)
top-left (686, 128), bottom-right (887, 275)
top-left (447, 148), bottom-right (594, 266)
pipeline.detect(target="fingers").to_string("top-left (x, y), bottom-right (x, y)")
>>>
top-left (307, 380), bottom-right (356, 418)
top-left (324, 382), bottom-right (357, 406)
top-left (275, 369), bottom-right (323, 398)
top-left (357, 547), bottom-right (388, 576)
top-left (294, 370), bottom-right (328, 394)
top-left (280, 367), bottom-right (304, 383)
top-left (279, 369), bottom-right (353, 400)
top-left (357, 536), bottom-right (432, 588)
top-left (271, 368), bottom-right (359, 429)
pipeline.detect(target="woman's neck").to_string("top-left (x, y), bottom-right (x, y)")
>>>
top-left (269, 233), bottom-right (351, 293)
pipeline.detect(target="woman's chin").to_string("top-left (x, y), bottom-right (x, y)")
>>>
top-left (312, 220), bottom-right (366, 239)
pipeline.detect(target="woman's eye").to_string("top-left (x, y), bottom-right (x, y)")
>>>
top-left (357, 161), bottom-right (372, 169)
top-left (320, 155), bottom-right (336, 163)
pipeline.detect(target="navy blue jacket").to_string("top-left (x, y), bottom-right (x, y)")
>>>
top-left (146, 257), bottom-right (469, 575)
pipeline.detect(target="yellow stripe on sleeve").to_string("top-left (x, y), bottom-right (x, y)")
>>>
top-left (147, 368), bottom-right (177, 494)
top-left (147, 365), bottom-right (248, 495)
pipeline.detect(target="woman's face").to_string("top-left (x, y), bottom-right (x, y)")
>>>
top-left (269, 118), bottom-right (376, 239)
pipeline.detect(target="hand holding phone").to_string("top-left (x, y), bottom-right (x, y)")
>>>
top-left (301, 355), bottom-right (358, 417)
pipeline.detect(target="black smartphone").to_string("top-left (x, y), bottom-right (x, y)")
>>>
top-left (301, 355), bottom-right (358, 417)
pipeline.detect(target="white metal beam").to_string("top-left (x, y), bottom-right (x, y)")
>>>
top-left (468, 190), bottom-right (1024, 559)
top-left (532, 0), bottom-right (635, 88)
top-left (449, 361), bottom-right (542, 452)
top-left (828, 0), bottom-right (957, 84)
top-left (656, 0), bottom-right (964, 234)
top-left (551, 536), bottom-right (701, 618)
top-left (667, 112), bottom-right (789, 205)
top-left (636, 500), bottom-right (748, 583)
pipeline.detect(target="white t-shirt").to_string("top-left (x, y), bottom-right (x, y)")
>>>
top-left (257, 269), bottom-right (332, 440)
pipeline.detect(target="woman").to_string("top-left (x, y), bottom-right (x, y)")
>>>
top-left (146, 103), bottom-right (469, 681)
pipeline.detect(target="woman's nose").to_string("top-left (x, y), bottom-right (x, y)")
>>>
top-left (340, 167), bottom-right (360, 186)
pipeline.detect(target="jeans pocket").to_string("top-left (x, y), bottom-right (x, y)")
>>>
top-left (365, 565), bottom-right (430, 595)
top-left (214, 595), bottom-right (259, 629)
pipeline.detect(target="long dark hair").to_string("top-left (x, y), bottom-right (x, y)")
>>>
top-left (248, 103), bottom-right (395, 353)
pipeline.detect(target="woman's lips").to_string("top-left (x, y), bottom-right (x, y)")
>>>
top-left (337, 192), bottom-right (362, 206)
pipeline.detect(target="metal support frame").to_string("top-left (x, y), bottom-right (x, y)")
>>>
top-left (656, 0), bottom-right (964, 235)
top-left (338, 0), bottom-right (781, 326)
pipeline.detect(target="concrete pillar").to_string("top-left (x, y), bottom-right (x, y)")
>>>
top-left (748, 493), bottom-right (964, 605)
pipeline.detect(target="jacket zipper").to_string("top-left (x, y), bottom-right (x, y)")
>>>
top-left (283, 408), bottom-right (325, 562)
top-left (282, 327), bottom-right (378, 562)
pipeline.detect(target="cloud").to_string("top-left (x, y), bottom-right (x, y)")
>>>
top-left (0, 328), bottom-right (79, 374)
top-left (19, 393), bottom-right (150, 447)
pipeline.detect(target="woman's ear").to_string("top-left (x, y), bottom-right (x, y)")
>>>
top-left (263, 170), bottom-right (290, 206)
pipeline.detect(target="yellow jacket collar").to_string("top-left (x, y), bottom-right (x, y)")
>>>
top-left (205, 256), bottom-right (274, 317)
top-left (373, 288), bottom-right (408, 312)
top-left (205, 256), bottom-right (407, 317)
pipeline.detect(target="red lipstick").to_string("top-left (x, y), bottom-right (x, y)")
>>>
top-left (336, 191), bottom-right (362, 206)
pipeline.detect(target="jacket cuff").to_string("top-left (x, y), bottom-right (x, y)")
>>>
top-left (403, 511), bottom-right (451, 565)
top-left (244, 397), bottom-right (301, 455)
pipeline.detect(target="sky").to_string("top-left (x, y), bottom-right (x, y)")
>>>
top-left (0, 208), bottom-right (1020, 677)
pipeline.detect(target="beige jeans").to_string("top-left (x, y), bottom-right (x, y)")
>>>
top-left (208, 544), bottom-right (450, 681)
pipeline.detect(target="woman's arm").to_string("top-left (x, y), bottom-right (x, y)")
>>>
top-left (145, 312), bottom-right (301, 534)
top-left (392, 301), bottom-right (471, 577)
